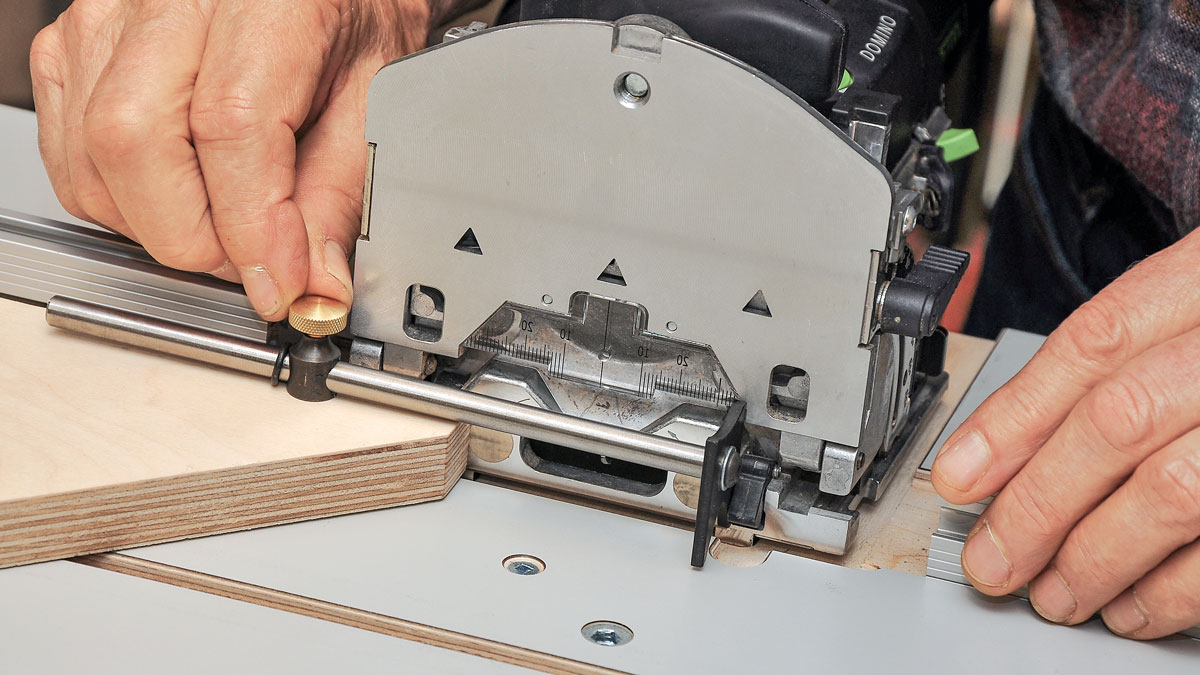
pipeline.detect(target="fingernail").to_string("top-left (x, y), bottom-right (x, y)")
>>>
top-left (208, 259), bottom-right (241, 283)
top-left (962, 520), bottom-right (1012, 588)
top-left (1030, 567), bottom-right (1077, 623)
top-left (936, 431), bottom-right (992, 492)
top-left (1103, 591), bottom-right (1149, 637)
top-left (238, 265), bottom-right (283, 318)
top-left (323, 239), bottom-right (353, 296)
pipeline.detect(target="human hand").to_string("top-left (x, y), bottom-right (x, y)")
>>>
top-left (931, 228), bottom-right (1200, 638)
top-left (30, 0), bottom-right (431, 319)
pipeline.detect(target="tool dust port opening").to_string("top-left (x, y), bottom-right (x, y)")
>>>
top-left (518, 438), bottom-right (667, 497)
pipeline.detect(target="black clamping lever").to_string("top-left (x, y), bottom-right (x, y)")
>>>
top-left (879, 245), bottom-right (970, 338)
top-left (691, 400), bottom-right (777, 568)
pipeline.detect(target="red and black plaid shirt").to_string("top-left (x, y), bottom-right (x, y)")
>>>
top-left (1036, 0), bottom-right (1200, 235)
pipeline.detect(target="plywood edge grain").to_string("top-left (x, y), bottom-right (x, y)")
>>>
top-left (76, 552), bottom-right (623, 675)
top-left (0, 425), bottom-right (469, 568)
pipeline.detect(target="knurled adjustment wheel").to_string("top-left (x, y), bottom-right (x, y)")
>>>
top-left (288, 296), bottom-right (349, 337)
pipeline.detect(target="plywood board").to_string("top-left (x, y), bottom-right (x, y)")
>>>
top-left (0, 297), bottom-right (467, 568)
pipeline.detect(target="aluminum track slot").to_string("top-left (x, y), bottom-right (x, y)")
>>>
top-left (926, 499), bottom-right (988, 589)
top-left (0, 208), bottom-right (266, 341)
top-left (927, 500), bottom-right (1200, 640)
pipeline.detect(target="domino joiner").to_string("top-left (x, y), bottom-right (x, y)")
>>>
top-left (36, 5), bottom-right (976, 566)
top-left (349, 9), bottom-right (971, 563)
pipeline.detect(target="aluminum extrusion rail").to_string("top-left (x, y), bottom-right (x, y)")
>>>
top-left (46, 296), bottom-right (706, 478)
top-left (927, 499), bottom-right (1200, 640)
top-left (1, 209), bottom-right (266, 341)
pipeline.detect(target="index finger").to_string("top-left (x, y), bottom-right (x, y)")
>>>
top-left (188, 2), bottom-right (341, 320)
top-left (931, 229), bottom-right (1200, 503)
top-left (84, 0), bottom-right (230, 276)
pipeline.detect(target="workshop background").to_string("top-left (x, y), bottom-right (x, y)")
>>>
top-left (0, 0), bottom-right (1038, 332)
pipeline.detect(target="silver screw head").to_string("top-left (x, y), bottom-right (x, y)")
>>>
top-left (622, 72), bottom-right (649, 98)
top-left (507, 561), bottom-right (539, 575)
top-left (502, 554), bottom-right (545, 575)
top-left (581, 621), bottom-right (634, 646)
top-left (615, 72), bottom-right (651, 108)
top-left (592, 630), bottom-right (619, 645)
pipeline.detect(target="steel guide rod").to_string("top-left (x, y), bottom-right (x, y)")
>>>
top-left (45, 296), bottom-right (706, 478)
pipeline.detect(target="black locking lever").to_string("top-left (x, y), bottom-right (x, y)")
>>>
top-left (691, 401), bottom-right (778, 568)
top-left (879, 245), bottom-right (970, 338)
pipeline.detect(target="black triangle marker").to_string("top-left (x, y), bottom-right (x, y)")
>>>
top-left (742, 289), bottom-right (772, 317)
top-left (597, 259), bottom-right (627, 286)
top-left (453, 228), bottom-right (483, 255)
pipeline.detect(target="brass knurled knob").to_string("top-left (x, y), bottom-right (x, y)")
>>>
top-left (288, 295), bottom-right (349, 337)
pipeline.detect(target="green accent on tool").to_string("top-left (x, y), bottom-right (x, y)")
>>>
top-left (838, 69), bottom-right (854, 92)
top-left (936, 128), bottom-right (979, 162)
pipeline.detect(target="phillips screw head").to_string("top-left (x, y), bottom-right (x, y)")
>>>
top-left (288, 295), bottom-right (349, 337)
